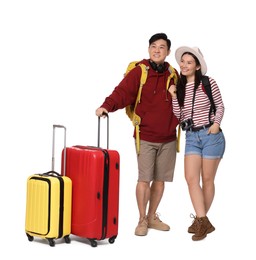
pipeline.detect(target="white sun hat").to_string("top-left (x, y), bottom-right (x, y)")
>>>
top-left (175, 46), bottom-right (207, 75)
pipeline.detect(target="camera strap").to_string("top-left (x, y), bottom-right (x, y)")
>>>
top-left (190, 87), bottom-right (196, 120)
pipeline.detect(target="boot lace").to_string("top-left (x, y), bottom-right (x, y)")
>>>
top-left (190, 213), bottom-right (196, 223)
top-left (190, 213), bottom-right (200, 231)
top-left (149, 212), bottom-right (163, 222)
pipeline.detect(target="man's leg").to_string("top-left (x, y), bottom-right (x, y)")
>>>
top-left (146, 141), bottom-right (176, 231)
top-left (147, 181), bottom-right (164, 217)
top-left (135, 181), bottom-right (150, 236)
top-left (147, 181), bottom-right (170, 231)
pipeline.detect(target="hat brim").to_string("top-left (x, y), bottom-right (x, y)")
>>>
top-left (175, 46), bottom-right (207, 75)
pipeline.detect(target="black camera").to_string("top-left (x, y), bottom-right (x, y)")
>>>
top-left (180, 118), bottom-right (194, 131)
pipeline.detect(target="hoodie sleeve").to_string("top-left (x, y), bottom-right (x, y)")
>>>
top-left (99, 66), bottom-right (142, 112)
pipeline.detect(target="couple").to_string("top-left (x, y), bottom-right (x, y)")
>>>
top-left (95, 33), bottom-right (225, 241)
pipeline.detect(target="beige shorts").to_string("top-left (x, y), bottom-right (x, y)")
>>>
top-left (136, 140), bottom-right (177, 182)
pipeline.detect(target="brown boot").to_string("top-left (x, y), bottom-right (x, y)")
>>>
top-left (206, 216), bottom-right (215, 234)
top-left (192, 216), bottom-right (215, 241)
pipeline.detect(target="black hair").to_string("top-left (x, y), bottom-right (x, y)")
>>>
top-left (149, 33), bottom-right (171, 50)
top-left (176, 52), bottom-right (203, 107)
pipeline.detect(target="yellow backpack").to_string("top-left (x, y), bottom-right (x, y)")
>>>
top-left (124, 61), bottom-right (180, 154)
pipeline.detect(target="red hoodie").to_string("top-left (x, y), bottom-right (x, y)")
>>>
top-left (100, 59), bottom-right (179, 143)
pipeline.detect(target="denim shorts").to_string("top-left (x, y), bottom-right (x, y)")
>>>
top-left (185, 128), bottom-right (225, 159)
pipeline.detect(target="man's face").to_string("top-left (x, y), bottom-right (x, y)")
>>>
top-left (148, 39), bottom-right (170, 65)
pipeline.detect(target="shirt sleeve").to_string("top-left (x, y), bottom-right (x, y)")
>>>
top-left (172, 98), bottom-right (183, 123)
top-left (209, 77), bottom-right (225, 125)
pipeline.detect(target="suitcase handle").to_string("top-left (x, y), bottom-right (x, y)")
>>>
top-left (40, 170), bottom-right (61, 177)
top-left (52, 125), bottom-right (66, 175)
top-left (98, 112), bottom-right (109, 149)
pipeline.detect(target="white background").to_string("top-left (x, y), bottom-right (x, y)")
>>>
top-left (1, 0), bottom-right (255, 259)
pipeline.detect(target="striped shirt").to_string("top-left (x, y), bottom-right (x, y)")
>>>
top-left (172, 77), bottom-right (224, 127)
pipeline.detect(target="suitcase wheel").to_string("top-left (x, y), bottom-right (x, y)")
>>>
top-left (108, 237), bottom-right (115, 244)
top-left (108, 235), bottom-right (117, 244)
top-left (26, 233), bottom-right (34, 242)
top-left (47, 238), bottom-right (55, 247)
top-left (88, 239), bottom-right (97, 247)
top-left (64, 235), bottom-right (71, 244)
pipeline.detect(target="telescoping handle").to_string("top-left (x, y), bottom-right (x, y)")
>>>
top-left (98, 112), bottom-right (109, 149)
top-left (52, 125), bottom-right (66, 175)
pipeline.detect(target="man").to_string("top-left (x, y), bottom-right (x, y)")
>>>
top-left (95, 33), bottom-right (179, 236)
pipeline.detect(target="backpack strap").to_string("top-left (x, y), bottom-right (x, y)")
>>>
top-left (167, 65), bottom-right (179, 89)
top-left (133, 64), bottom-right (148, 154)
top-left (167, 65), bottom-right (180, 153)
top-left (125, 63), bottom-right (148, 123)
top-left (201, 76), bottom-right (216, 123)
top-left (176, 124), bottom-right (181, 153)
top-left (129, 63), bottom-right (179, 154)
top-left (135, 64), bottom-right (148, 103)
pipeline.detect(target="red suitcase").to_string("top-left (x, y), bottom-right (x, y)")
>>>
top-left (63, 115), bottom-right (120, 247)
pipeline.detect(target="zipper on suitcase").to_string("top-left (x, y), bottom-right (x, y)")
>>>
top-left (57, 176), bottom-right (64, 238)
top-left (101, 149), bottom-right (109, 240)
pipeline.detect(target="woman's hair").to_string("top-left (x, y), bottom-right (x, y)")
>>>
top-left (176, 52), bottom-right (203, 107)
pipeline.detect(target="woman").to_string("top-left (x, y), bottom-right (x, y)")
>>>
top-left (169, 46), bottom-right (225, 241)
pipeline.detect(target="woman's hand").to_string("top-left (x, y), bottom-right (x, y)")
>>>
top-left (168, 85), bottom-right (177, 98)
top-left (208, 123), bottom-right (220, 134)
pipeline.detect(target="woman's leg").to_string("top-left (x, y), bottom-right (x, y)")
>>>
top-left (201, 158), bottom-right (221, 213)
top-left (185, 154), bottom-right (205, 217)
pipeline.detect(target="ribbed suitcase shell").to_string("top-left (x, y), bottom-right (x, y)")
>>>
top-left (64, 145), bottom-right (120, 247)
top-left (25, 173), bottom-right (72, 246)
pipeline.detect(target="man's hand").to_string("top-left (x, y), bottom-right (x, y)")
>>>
top-left (95, 107), bottom-right (108, 117)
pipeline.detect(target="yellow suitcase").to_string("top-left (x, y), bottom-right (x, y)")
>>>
top-left (25, 125), bottom-right (72, 247)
